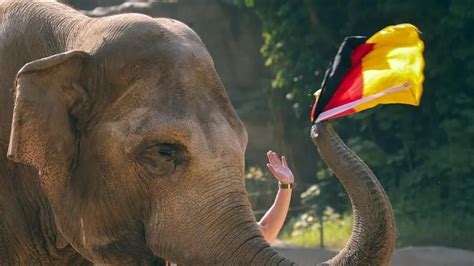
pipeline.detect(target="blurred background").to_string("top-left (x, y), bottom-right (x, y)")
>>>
top-left (65, 0), bottom-right (474, 254)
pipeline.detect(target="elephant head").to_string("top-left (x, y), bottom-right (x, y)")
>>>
top-left (6, 7), bottom-right (395, 264)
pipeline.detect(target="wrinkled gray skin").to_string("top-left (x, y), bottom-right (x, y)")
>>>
top-left (0, 1), bottom-right (395, 265)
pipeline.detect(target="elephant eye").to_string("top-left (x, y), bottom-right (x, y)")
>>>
top-left (137, 143), bottom-right (184, 178)
top-left (157, 144), bottom-right (176, 160)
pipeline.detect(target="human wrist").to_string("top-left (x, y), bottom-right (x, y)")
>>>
top-left (277, 177), bottom-right (294, 185)
top-left (278, 182), bottom-right (295, 190)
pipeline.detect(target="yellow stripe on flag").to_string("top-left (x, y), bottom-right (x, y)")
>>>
top-left (355, 24), bottom-right (425, 112)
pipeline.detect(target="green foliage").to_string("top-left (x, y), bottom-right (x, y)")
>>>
top-left (396, 214), bottom-right (474, 250)
top-left (237, 0), bottom-right (474, 249)
top-left (245, 166), bottom-right (276, 220)
top-left (281, 212), bottom-right (352, 249)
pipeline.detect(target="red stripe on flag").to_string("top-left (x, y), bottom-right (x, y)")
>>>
top-left (322, 64), bottom-right (364, 111)
top-left (352, 43), bottom-right (375, 65)
top-left (310, 100), bottom-right (318, 122)
top-left (323, 43), bottom-right (375, 112)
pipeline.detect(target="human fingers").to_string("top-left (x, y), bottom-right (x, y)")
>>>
top-left (266, 163), bottom-right (278, 176)
top-left (266, 151), bottom-right (273, 164)
top-left (271, 151), bottom-right (282, 165)
top-left (282, 156), bottom-right (288, 168)
top-left (268, 151), bottom-right (278, 165)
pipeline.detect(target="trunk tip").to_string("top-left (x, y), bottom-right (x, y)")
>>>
top-left (310, 124), bottom-right (319, 140)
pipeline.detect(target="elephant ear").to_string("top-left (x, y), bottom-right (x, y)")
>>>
top-left (7, 50), bottom-right (91, 177)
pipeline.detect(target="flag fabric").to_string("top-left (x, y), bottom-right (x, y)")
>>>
top-left (310, 23), bottom-right (425, 123)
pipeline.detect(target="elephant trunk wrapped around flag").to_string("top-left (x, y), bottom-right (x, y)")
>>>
top-left (310, 23), bottom-right (425, 123)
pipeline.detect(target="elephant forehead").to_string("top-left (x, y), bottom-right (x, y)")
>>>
top-left (85, 16), bottom-right (248, 152)
top-left (99, 103), bottom-right (244, 155)
top-left (105, 75), bottom-right (225, 123)
top-left (88, 15), bottom-right (212, 72)
top-left (97, 62), bottom-right (247, 144)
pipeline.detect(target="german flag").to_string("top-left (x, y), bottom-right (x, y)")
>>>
top-left (311, 24), bottom-right (425, 123)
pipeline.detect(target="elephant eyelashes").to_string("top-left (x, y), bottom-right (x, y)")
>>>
top-left (158, 145), bottom-right (175, 160)
top-left (137, 143), bottom-right (184, 178)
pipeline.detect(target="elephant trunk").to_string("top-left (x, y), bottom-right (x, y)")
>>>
top-left (225, 244), bottom-right (293, 265)
top-left (310, 122), bottom-right (396, 265)
top-left (203, 191), bottom-right (293, 265)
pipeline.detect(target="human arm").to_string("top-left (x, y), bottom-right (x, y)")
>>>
top-left (257, 151), bottom-right (294, 243)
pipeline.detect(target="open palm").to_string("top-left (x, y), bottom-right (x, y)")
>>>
top-left (266, 151), bottom-right (294, 184)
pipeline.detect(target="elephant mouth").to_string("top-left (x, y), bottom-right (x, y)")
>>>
top-left (153, 256), bottom-right (167, 265)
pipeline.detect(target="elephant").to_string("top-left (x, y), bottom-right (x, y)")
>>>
top-left (0, 1), bottom-right (395, 265)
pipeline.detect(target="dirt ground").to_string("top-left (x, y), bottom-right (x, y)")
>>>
top-left (273, 243), bottom-right (474, 266)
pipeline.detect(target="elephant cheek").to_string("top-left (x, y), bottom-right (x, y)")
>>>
top-left (144, 208), bottom-right (180, 260)
top-left (144, 213), bottom-right (161, 255)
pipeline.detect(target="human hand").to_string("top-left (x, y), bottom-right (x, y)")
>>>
top-left (266, 151), bottom-right (294, 185)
